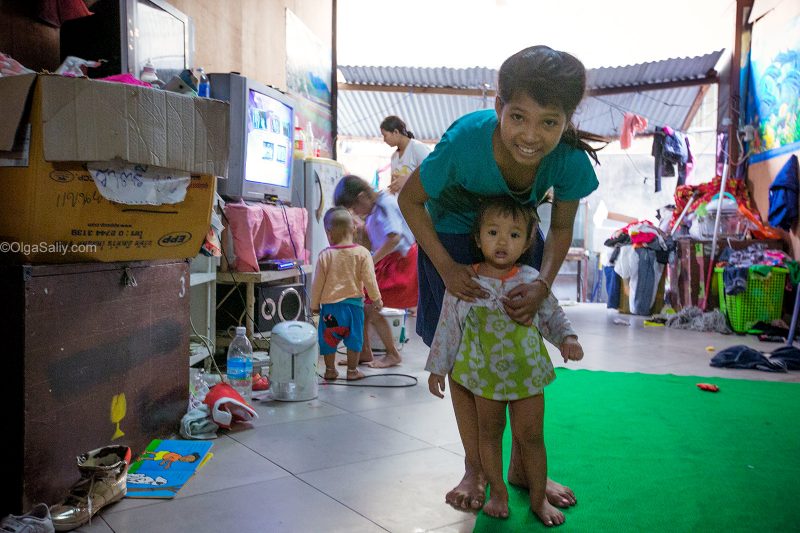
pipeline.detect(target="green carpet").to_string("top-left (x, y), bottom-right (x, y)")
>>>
top-left (473, 369), bottom-right (800, 532)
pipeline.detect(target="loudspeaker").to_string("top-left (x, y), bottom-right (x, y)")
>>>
top-left (216, 282), bottom-right (306, 335)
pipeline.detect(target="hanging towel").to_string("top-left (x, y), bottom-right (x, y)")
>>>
top-left (768, 154), bottom-right (799, 230)
top-left (620, 113), bottom-right (648, 149)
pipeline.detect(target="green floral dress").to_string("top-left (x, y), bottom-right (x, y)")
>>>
top-left (425, 265), bottom-right (575, 401)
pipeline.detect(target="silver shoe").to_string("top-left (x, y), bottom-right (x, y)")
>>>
top-left (49, 446), bottom-right (131, 532)
top-left (0, 503), bottom-right (55, 533)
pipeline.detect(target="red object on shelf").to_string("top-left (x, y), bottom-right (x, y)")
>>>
top-left (697, 383), bottom-right (720, 392)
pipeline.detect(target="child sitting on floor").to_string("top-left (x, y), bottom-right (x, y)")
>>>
top-left (426, 197), bottom-right (583, 525)
top-left (311, 207), bottom-right (383, 381)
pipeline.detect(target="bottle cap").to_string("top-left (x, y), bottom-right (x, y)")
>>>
top-left (235, 326), bottom-right (246, 336)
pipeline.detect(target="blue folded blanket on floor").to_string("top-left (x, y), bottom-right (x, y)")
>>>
top-left (709, 345), bottom-right (788, 372)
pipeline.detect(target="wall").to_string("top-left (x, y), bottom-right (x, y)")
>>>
top-left (170, 0), bottom-right (332, 92)
top-left (740, 0), bottom-right (800, 258)
top-left (0, 1), bottom-right (332, 95)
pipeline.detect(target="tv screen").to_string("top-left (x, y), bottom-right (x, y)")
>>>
top-left (209, 73), bottom-right (297, 204)
top-left (244, 89), bottom-right (294, 191)
top-left (60, 0), bottom-right (192, 82)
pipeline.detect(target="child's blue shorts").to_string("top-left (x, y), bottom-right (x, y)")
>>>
top-left (318, 300), bottom-right (365, 355)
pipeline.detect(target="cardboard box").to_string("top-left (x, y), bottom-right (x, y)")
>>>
top-left (0, 74), bottom-right (229, 263)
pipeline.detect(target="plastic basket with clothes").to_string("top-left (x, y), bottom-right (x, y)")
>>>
top-left (715, 266), bottom-right (788, 333)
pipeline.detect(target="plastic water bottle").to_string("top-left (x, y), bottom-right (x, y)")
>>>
top-left (196, 67), bottom-right (210, 97)
top-left (226, 327), bottom-right (253, 401)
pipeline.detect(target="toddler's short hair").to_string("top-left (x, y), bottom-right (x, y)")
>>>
top-left (323, 206), bottom-right (353, 243)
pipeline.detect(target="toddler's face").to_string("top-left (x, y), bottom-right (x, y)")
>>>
top-left (477, 210), bottom-right (531, 269)
top-left (495, 93), bottom-right (566, 169)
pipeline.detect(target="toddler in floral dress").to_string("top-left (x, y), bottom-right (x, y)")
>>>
top-left (426, 197), bottom-right (583, 524)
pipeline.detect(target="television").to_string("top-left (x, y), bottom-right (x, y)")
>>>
top-left (209, 73), bottom-right (296, 204)
top-left (60, 0), bottom-right (193, 84)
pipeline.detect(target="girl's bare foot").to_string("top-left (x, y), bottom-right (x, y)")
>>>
top-left (531, 499), bottom-right (565, 527)
top-left (323, 368), bottom-right (339, 381)
top-left (445, 469), bottom-right (486, 511)
top-left (508, 448), bottom-right (576, 507)
top-left (346, 368), bottom-right (365, 381)
top-left (482, 493), bottom-right (509, 519)
top-left (366, 353), bottom-right (402, 368)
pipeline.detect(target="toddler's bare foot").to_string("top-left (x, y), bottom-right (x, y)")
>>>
top-left (366, 353), bottom-right (401, 368)
top-left (445, 469), bottom-right (486, 511)
top-left (532, 499), bottom-right (565, 527)
top-left (346, 368), bottom-right (365, 381)
top-left (482, 494), bottom-right (509, 519)
top-left (323, 368), bottom-right (339, 381)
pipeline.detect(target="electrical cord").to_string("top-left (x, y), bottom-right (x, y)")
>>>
top-left (315, 372), bottom-right (418, 388)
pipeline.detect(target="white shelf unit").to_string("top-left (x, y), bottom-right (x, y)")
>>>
top-left (189, 254), bottom-right (219, 367)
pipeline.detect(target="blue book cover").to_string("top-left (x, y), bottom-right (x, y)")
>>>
top-left (126, 439), bottom-right (214, 499)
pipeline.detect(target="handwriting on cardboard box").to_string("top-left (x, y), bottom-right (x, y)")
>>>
top-left (88, 160), bottom-right (190, 205)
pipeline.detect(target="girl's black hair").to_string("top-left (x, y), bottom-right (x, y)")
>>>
top-left (380, 115), bottom-right (415, 139)
top-left (333, 174), bottom-right (372, 208)
top-left (498, 45), bottom-right (602, 165)
top-left (474, 196), bottom-right (540, 243)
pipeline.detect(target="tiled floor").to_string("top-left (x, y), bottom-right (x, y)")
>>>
top-left (75, 304), bottom-right (800, 532)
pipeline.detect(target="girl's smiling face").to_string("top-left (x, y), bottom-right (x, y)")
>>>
top-left (495, 92), bottom-right (567, 169)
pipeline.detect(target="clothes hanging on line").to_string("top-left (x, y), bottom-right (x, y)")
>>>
top-left (651, 126), bottom-right (694, 192)
top-left (620, 113), bottom-right (648, 149)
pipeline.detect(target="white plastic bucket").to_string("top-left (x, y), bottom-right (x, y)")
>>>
top-left (368, 307), bottom-right (406, 351)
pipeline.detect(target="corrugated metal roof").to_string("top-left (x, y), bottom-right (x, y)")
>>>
top-left (338, 50), bottom-right (724, 140)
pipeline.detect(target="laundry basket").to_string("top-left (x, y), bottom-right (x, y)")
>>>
top-left (715, 266), bottom-right (788, 333)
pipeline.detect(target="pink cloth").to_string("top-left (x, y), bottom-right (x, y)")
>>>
top-left (223, 201), bottom-right (308, 272)
top-left (100, 73), bottom-right (155, 87)
top-left (620, 113), bottom-right (648, 149)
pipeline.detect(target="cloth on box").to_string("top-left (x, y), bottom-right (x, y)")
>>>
top-left (223, 201), bottom-right (308, 272)
top-left (372, 245), bottom-right (418, 309)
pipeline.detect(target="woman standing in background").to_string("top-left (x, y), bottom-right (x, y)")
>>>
top-left (381, 116), bottom-right (432, 194)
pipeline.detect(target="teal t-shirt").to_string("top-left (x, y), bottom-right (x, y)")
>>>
top-left (418, 109), bottom-right (599, 233)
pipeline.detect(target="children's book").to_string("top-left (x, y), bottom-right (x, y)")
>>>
top-left (126, 439), bottom-right (213, 499)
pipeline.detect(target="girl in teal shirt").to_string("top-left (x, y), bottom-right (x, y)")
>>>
top-left (399, 45), bottom-right (600, 523)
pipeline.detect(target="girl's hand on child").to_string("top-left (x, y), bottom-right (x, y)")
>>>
top-left (442, 263), bottom-right (485, 302)
top-left (559, 336), bottom-right (584, 362)
top-left (428, 373), bottom-right (447, 398)
top-left (503, 282), bottom-right (547, 325)
top-left (373, 298), bottom-right (384, 311)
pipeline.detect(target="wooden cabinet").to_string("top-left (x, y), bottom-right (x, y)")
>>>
top-left (1, 261), bottom-right (190, 515)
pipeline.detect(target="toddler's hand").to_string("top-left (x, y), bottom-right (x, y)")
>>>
top-left (373, 298), bottom-right (384, 311)
top-left (559, 336), bottom-right (584, 363)
top-left (428, 373), bottom-right (446, 398)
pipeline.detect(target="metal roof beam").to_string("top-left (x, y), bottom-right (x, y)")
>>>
top-left (587, 75), bottom-right (718, 96)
